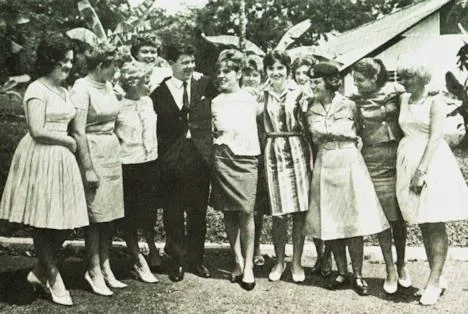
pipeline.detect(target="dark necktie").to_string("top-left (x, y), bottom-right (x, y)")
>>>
top-left (182, 81), bottom-right (191, 138)
top-left (182, 81), bottom-right (189, 109)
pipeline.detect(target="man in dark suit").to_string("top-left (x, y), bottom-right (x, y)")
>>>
top-left (151, 43), bottom-right (215, 282)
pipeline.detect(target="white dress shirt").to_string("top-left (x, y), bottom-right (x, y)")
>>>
top-left (166, 76), bottom-right (192, 138)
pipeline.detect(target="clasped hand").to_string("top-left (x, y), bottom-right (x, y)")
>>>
top-left (410, 169), bottom-right (426, 194)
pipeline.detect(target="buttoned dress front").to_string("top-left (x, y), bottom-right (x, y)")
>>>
top-left (70, 77), bottom-right (124, 223)
top-left (352, 82), bottom-right (405, 222)
top-left (304, 93), bottom-right (390, 240)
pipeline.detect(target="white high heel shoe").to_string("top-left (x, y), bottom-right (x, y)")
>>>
top-left (383, 268), bottom-right (398, 294)
top-left (268, 263), bottom-right (286, 282)
top-left (84, 271), bottom-right (113, 296)
top-left (132, 264), bottom-right (159, 283)
top-left (46, 281), bottom-right (73, 306)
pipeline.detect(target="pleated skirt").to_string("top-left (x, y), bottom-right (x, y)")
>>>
top-left (0, 133), bottom-right (89, 229)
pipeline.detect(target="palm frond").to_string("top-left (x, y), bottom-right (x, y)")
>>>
top-left (275, 19), bottom-right (311, 51)
top-left (77, 0), bottom-right (107, 41)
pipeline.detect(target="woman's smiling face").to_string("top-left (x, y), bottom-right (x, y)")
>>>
top-left (266, 61), bottom-right (288, 87)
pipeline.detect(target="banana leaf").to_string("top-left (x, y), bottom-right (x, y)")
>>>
top-left (275, 19), bottom-right (311, 51)
top-left (201, 34), bottom-right (265, 56)
top-left (286, 46), bottom-right (337, 62)
top-left (67, 27), bottom-right (101, 46)
top-left (77, 0), bottom-right (107, 41)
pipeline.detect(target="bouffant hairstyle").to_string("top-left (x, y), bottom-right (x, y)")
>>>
top-left (85, 41), bottom-right (118, 71)
top-left (119, 60), bottom-right (152, 92)
top-left (263, 50), bottom-right (291, 75)
top-left (163, 43), bottom-right (196, 63)
top-left (130, 35), bottom-right (162, 59)
top-left (35, 34), bottom-right (73, 77)
top-left (396, 55), bottom-right (432, 86)
top-left (291, 56), bottom-right (317, 80)
top-left (216, 49), bottom-right (244, 72)
top-left (242, 54), bottom-right (263, 75)
top-left (353, 58), bottom-right (388, 88)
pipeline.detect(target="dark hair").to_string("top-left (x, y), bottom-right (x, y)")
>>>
top-left (263, 50), bottom-right (291, 75)
top-left (242, 54), bottom-right (263, 75)
top-left (130, 35), bottom-right (162, 59)
top-left (35, 34), bottom-right (73, 77)
top-left (163, 43), bottom-right (196, 63)
top-left (216, 49), bottom-right (244, 73)
top-left (85, 41), bottom-right (118, 72)
top-left (353, 58), bottom-right (388, 88)
top-left (291, 56), bottom-right (316, 80)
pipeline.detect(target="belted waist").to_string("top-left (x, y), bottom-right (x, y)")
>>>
top-left (266, 132), bottom-right (303, 138)
top-left (319, 140), bottom-right (356, 150)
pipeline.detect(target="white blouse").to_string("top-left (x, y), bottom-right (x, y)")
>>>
top-left (115, 96), bottom-right (158, 164)
top-left (211, 89), bottom-right (261, 156)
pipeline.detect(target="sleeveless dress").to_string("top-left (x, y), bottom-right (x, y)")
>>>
top-left (304, 93), bottom-right (390, 240)
top-left (70, 77), bottom-right (124, 223)
top-left (0, 80), bottom-right (89, 229)
top-left (261, 85), bottom-right (311, 216)
top-left (396, 94), bottom-right (468, 224)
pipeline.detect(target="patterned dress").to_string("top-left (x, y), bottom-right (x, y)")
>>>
top-left (261, 84), bottom-right (310, 216)
top-left (70, 77), bottom-right (124, 223)
top-left (304, 93), bottom-right (390, 240)
top-left (396, 93), bottom-right (468, 224)
top-left (0, 80), bottom-right (89, 229)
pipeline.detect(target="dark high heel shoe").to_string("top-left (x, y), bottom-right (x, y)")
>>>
top-left (230, 273), bottom-right (243, 283)
top-left (326, 274), bottom-right (349, 290)
top-left (240, 280), bottom-right (256, 291)
top-left (353, 277), bottom-right (369, 296)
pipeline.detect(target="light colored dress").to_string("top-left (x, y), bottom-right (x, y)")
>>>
top-left (210, 89), bottom-right (260, 213)
top-left (261, 84), bottom-right (311, 216)
top-left (70, 77), bottom-right (124, 223)
top-left (396, 94), bottom-right (468, 224)
top-left (304, 93), bottom-right (390, 240)
top-left (0, 80), bottom-right (89, 229)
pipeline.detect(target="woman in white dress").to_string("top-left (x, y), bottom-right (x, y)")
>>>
top-left (396, 59), bottom-right (468, 306)
top-left (0, 34), bottom-right (89, 306)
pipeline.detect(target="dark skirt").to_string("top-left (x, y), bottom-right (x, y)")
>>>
top-left (254, 155), bottom-right (271, 215)
top-left (211, 145), bottom-right (258, 214)
top-left (361, 141), bottom-right (403, 222)
top-left (122, 159), bottom-right (161, 224)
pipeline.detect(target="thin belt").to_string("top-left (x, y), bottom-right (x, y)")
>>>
top-left (319, 140), bottom-right (356, 150)
top-left (266, 132), bottom-right (302, 138)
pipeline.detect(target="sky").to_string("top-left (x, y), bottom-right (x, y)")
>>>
top-left (128, 0), bottom-right (209, 14)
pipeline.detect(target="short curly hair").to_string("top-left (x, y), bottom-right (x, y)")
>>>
top-left (263, 50), bottom-right (291, 75)
top-left (85, 41), bottom-right (119, 71)
top-left (353, 58), bottom-right (388, 88)
top-left (119, 60), bottom-right (152, 91)
top-left (396, 54), bottom-right (432, 86)
top-left (130, 35), bottom-right (162, 59)
top-left (217, 49), bottom-right (244, 73)
top-left (291, 56), bottom-right (316, 81)
top-left (35, 34), bottom-right (73, 77)
top-left (242, 54), bottom-right (263, 75)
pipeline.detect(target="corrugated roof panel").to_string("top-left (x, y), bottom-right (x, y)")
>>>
top-left (321, 0), bottom-right (453, 69)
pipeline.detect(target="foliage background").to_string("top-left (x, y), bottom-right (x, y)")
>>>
top-left (0, 0), bottom-right (468, 246)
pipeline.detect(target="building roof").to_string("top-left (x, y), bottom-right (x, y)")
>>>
top-left (322, 0), bottom-right (454, 70)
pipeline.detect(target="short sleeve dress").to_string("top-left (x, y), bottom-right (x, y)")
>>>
top-left (0, 80), bottom-right (89, 229)
top-left (396, 94), bottom-right (468, 224)
top-left (304, 93), bottom-right (390, 240)
top-left (70, 77), bottom-right (124, 223)
top-left (261, 85), bottom-right (311, 216)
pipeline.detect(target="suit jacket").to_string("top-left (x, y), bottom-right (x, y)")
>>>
top-left (151, 75), bottom-right (216, 172)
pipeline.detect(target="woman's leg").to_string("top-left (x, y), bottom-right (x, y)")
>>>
top-left (239, 212), bottom-right (255, 283)
top-left (326, 239), bottom-right (349, 289)
top-left (269, 216), bottom-right (287, 280)
top-left (143, 214), bottom-right (161, 267)
top-left (377, 229), bottom-right (398, 289)
top-left (253, 212), bottom-right (264, 262)
top-left (392, 221), bottom-right (409, 281)
top-left (224, 212), bottom-right (243, 276)
top-left (347, 236), bottom-right (364, 278)
top-left (85, 223), bottom-right (109, 290)
top-left (100, 222), bottom-right (126, 287)
top-left (420, 223), bottom-right (448, 288)
top-left (33, 230), bottom-right (67, 294)
top-left (312, 238), bottom-right (324, 271)
top-left (291, 212), bottom-right (305, 277)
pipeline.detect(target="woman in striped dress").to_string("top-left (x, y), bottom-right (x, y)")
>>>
top-left (260, 51), bottom-right (311, 283)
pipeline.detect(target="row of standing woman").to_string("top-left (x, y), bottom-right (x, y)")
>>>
top-left (0, 33), bottom-right (467, 307)
top-left (212, 49), bottom-right (468, 305)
